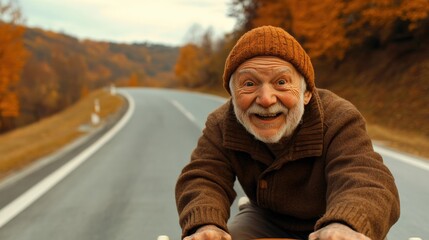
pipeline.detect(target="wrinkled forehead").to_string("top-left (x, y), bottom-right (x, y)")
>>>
top-left (235, 56), bottom-right (299, 77)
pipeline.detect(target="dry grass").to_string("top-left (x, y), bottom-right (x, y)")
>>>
top-left (313, 39), bottom-right (429, 161)
top-left (0, 88), bottom-right (125, 180)
top-left (368, 124), bottom-right (429, 159)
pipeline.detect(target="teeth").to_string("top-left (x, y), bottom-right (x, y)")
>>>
top-left (258, 113), bottom-right (279, 117)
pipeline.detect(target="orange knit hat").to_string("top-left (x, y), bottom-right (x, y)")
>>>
top-left (223, 25), bottom-right (315, 94)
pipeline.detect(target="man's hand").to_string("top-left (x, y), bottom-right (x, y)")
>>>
top-left (183, 225), bottom-right (231, 240)
top-left (309, 223), bottom-right (371, 240)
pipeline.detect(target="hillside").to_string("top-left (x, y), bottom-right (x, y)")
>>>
top-left (15, 27), bottom-right (179, 129)
top-left (315, 35), bottom-right (429, 158)
top-left (23, 27), bottom-right (179, 84)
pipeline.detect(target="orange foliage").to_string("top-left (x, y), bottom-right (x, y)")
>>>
top-left (174, 26), bottom-right (227, 88)
top-left (174, 43), bottom-right (203, 87)
top-left (232, 0), bottom-right (429, 60)
top-left (0, 1), bottom-right (28, 129)
top-left (0, 24), bottom-right (27, 105)
top-left (0, 92), bottom-right (19, 117)
top-left (291, 0), bottom-right (350, 60)
top-left (252, 0), bottom-right (292, 30)
top-left (80, 85), bottom-right (90, 97)
top-left (128, 73), bottom-right (139, 87)
top-left (19, 59), bottom-right (60, 120)
top-left (399, 0), bottom-right (429, 31)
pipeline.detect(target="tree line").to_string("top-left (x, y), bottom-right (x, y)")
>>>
top-left (0, 0), bottom-right (27, 131)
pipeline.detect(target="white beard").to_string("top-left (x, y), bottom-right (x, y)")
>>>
top-left (232, 94), bottom-right (305, 143)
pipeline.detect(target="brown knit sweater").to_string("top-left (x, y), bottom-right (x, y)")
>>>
top-left (175, 88), bottom-right (400, 240)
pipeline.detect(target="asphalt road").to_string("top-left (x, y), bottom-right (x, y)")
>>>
top-left (0, 88), bottom-right (427, 240)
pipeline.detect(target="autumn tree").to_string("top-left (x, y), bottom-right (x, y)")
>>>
top-left (50, 50), bottom-right (87, 108)
top-left (175, 26), bottom-right (235, 90)
top-left (175, 43), bottom-right (203, 87)
top-left (0, 0), bottom-right (28, 131)
top-left (196, 28), bottom-right (219, 86)
top-left (128, 73), bottom-right (139, 87)
top-left (19, 58), bottom-right (60, 121)
top-left (228, 0), bottom-right (259, 31)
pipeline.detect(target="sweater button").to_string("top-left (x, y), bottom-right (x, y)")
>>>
top-left (259, 179), bottom-right (268, 189)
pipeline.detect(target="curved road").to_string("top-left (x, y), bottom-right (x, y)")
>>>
top-left (0, 88), bottom-right (428, 239)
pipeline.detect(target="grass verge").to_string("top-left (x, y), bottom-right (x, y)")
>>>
top-left (0, 88), bottom-right (125, 181)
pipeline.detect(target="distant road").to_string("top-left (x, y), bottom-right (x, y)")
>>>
top-left (0, 88), bottom-right (427, 239)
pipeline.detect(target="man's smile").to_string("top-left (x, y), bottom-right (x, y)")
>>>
top-left (253, 112), bottom-right (283, 121)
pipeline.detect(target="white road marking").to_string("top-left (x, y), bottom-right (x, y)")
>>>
top-left (374, 145), bottom-right (429, 172)
top-left (157, 235), bottom-right (170, 240)
top-left (0, 92), bottom-right (135, 229)
top-left (170, 99), bottom-right (200, 129)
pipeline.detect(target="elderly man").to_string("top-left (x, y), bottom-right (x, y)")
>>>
top-left (175, 26), bottom-right (400, 240)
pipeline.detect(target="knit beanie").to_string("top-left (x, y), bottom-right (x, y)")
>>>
top-left (223, 25), bottom-right (315, 94)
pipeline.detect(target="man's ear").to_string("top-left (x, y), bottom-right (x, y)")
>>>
top-left (304, 91), bottom-right (312, 105)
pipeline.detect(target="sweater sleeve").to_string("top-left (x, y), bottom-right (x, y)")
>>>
top-left (175, 108), bottom-right (237, 239)
top-left (315, 97), bottom-right (400, 240)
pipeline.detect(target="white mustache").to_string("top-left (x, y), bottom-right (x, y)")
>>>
top-left (246, 102), bottom-right (289, 115)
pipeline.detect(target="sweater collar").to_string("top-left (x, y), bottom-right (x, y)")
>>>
top-left (223, 89), bottom-right (324, 165)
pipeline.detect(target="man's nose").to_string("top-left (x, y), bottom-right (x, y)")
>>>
top-left (256, 84), bottom-right (277, 107)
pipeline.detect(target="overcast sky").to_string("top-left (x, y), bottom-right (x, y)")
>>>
top-left (18, 0), bottom-right (236, 46)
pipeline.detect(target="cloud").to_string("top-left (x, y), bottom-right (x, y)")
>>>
top-left (19, 0), bottom-right (236, 45)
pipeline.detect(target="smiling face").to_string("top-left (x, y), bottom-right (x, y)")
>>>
top-left (230, 56), bottom-right (312, 143)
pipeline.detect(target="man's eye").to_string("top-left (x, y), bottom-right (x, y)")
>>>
top-left (244, 81), bottom-right (254, 87)
top-left (278, 79), bottom-right (286, 85)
